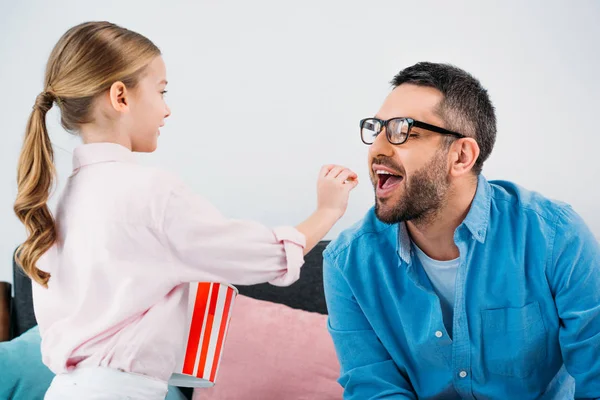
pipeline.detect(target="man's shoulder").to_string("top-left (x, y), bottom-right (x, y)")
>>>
top-left (324, 207), bottom-right (396, 262)
top-left (488, 179), bottom-right (572, 226)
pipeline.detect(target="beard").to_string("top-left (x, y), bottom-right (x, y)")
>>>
top-left (374, 150), bottom-right (450, 225)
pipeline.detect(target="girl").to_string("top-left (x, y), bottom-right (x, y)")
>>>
top-left (14, 21), bottom-right (358, 399)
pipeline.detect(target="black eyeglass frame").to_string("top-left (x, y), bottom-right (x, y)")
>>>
top-left (360, 117), bottom-right (466, 145)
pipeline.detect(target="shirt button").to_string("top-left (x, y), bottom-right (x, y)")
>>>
top-left (459, 371), bottom-right (468, 379)
top-left (435, 331), bottom-right (443, 338)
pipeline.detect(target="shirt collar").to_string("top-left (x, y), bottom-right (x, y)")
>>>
top-left (462, 175), bottom-right (492, 243)
top-left (72, 143), bottom-right (137, 172)
top-left (397, 222), bottom-right (412, 265)
top-left (396, 174), bottom-right (492, 264)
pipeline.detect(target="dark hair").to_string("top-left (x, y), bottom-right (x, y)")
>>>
top-left (391, 62), bottom-right (496, 175)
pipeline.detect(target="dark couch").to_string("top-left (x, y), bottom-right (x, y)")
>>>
top-left (5, 242), bottom-right (330, 399)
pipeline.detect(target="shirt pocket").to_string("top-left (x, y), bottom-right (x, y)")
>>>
top-left (481, 301), bottom-right (547, 378)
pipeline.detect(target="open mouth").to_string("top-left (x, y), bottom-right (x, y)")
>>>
top-left (375, 169), bottom-right (404, 197)
top-left (378, 171), bottom-right (403, 188)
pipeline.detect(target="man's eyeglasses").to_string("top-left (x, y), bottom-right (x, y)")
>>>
top-left (360, 117), bottom-right (465, 145)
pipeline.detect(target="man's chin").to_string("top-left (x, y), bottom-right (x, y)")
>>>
top-left (375, 201), bottom-right (402, 224)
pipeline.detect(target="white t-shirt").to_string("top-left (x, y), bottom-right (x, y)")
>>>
top-left (413, 243), bottom-right (459, 337)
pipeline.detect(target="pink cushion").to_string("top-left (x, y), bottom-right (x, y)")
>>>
top-left (193, 295), bottom-right (342, 400)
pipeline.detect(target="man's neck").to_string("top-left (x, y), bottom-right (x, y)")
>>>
top-left (407, 178), bottom-right (478, 261)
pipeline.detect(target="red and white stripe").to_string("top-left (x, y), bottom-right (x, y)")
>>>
top-left (179, 282), bottom-right (237, 383)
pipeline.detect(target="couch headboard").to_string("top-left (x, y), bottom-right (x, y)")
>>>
top-left (11, 249), bottom-right (37, 338)
top-left (236, 241), bottom-right (329, 315)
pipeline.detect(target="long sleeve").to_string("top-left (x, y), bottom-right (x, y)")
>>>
top-left (549, 206), bottom-right (600, 399)
top-left (162, 181), bottom-right (305, 286)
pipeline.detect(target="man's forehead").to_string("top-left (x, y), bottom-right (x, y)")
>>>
top-left (376, 84), bottom-right (443, 122)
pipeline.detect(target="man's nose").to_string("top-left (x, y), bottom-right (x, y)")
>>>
top-left (369, 128), bottom-right (395, 159)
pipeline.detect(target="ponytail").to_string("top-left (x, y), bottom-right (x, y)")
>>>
top-left (14, 90), bottom-right (58, 287)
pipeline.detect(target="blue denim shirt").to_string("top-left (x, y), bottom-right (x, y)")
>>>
top-left (324, 176), bottom-right (600, 399)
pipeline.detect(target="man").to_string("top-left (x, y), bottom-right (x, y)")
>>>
top-left (324, 62), bottom-right (600, 399)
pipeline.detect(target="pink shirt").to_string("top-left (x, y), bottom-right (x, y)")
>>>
top-left (33, 143), bottom-right (306, 381)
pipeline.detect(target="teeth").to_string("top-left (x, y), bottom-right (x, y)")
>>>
top-left (376, 170), bottom-right (393, 175)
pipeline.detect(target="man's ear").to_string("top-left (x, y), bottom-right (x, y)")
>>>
top-left (449, 137), bottom-right (480, 177)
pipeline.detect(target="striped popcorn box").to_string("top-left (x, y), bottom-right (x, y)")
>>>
top-left (169, 282), bottom-right (238, 388)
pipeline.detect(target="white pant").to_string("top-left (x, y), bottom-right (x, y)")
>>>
top-left (44, 367), bottom-right (169, 400)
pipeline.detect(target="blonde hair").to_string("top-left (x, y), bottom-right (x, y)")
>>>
top-left (14, 21), bottom-right (161, 287)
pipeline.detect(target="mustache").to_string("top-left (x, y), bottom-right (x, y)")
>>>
top-left (371, 157), bottom-right (405, 176)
